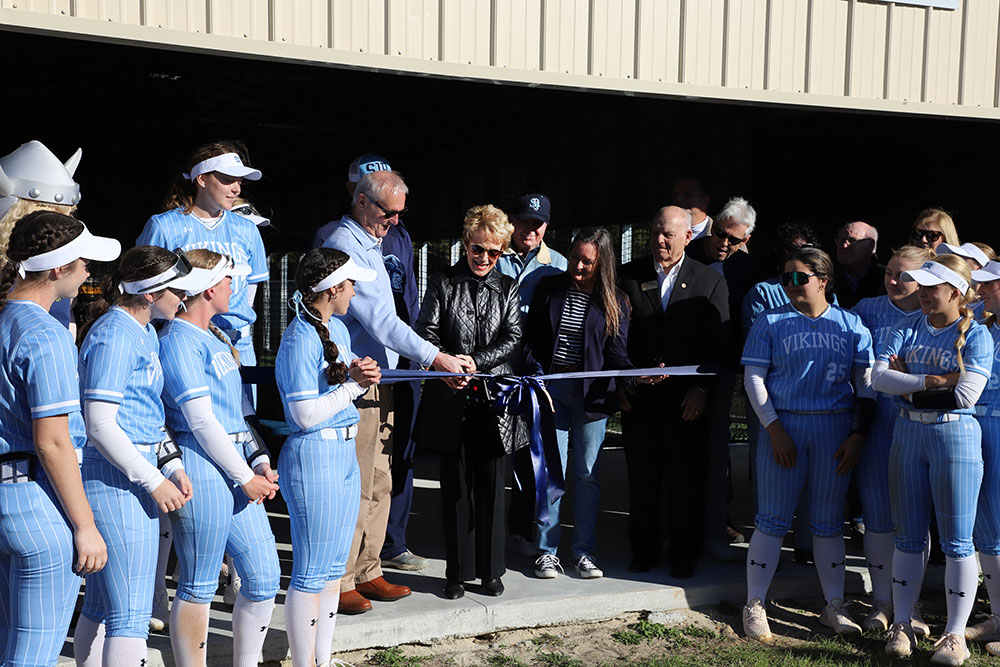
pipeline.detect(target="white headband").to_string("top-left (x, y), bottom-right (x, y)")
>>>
top-left (311, 257), bottom-right (376, 292)
top-left (181, 152), bottom-right (262, 182)
top-left (17, 224), bottom-right (121, 278)
top-left (120, 254), bottom-right (193, 295)
top-left (183, 256), bottom-right (252, 296)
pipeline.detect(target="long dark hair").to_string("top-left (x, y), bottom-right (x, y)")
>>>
top-left (570, 227), bottom-right (624, 338)
top-left (786, 246), bottom-right (836, 302)
top-left (77, 246), bottom-right (179, 343)
top-left (162, 140), bottom-right (251, 213)
top-left (295, 248), bottom-right (350, 385)
top-left (0, 211), bottom-right (84, 315)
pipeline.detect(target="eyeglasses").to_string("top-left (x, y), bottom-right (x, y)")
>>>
top-left (712, 227), bottom-right (747, 246)
top-left (912, 229), bottom-right (943, 243)
top-left (366, 195), bottom-right (407, 220)
top-left (780, 271), bottom-right (824, 287)
top-left (469, 244), bottom-right (502, 260)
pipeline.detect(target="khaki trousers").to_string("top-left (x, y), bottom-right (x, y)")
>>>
top-left (340, 384), bottom-right (394, 591)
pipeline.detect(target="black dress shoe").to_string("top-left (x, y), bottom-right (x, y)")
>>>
top-left (444, 582), bottom-right (465, 599)
top-left (482, 578), bottom-right (504, 596)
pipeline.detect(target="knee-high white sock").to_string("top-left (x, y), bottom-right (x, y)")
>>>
top-left (944, 555), bottom-right (979, 636)
top-left (892, 549), bottom-right (926, 625)
top-left (746, 532), bottom-right (783, 603)
top-left (232, 594), bottom-right (275, 667)
top-left (284, 587), bottom-right (320, 667)
top-left (813, 535), bottom-right (847, 604)
top-left (315, 580), bottom-right (341, 667)
top-left (169, 598), bottom-right (211, 667)
top-left (864, 531), bottom-right (895, 604)
top-left (104, 636), bottom-right (148, 667)
top-left (73, 615), bottom-right (105, 667)
top-left (155, 512), bottom-right (173, 591)
top-left (981, 553), bottom-right (1000, 616)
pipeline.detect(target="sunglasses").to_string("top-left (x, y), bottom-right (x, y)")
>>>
top-left (912, 229), bottom-right (943, 243)
top-left (712, 227), bottom-right (747, 246)
top-left (367, 196), bottom-right (407, 220)
top-left (780, 271), bottom-right (824, 287)
top-left (469, 244), bottom-right (502, 260)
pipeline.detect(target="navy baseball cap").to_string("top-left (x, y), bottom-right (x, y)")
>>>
top-left (512, 194), bottom-right (551, 224)
top-left (348, 154), bottom-right (392, 183)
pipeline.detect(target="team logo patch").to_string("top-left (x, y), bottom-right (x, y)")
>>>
top-left (529, 197), bottom-right (541, 211)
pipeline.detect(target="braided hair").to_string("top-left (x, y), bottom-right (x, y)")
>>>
top-left (295, 248), bottom-right (350, 385)
top-left (0, 211), bottom-right (85, 315)
top-left (77, 246), bottom-right (179, 343)
top-left (933, 254), bottom-right (977, 374)
top-left (183, 248), bottom-right (240, 364)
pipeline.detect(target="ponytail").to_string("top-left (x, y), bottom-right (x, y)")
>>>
top-left (302, 301), bottom-right (349, 385)
top-left (77, 273), bottom-right (122, 344)
top-left (955, 297), bottom-right (975, 374)
top-left (0, 262), bottom-right (18, 316)
top-left (208, 322), bottom-right (241, 365)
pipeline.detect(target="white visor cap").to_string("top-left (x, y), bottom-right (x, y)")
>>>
top-left (311, 257), bottom-right (376, 293)
top-left (179, 256), bottom-right (252, 296)
top-left (901, 260), bottom-right (970, 294)
top-left (183, 153), bottom-right (262, 182)
top-left (936, 242), bottom-right (990, 269)
top-left (18, 223), bottom-right (120, 277)
top-left (973, 260), bottom-right (1000, 284)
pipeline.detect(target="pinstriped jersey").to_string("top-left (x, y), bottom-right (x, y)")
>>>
top-left (742, 302), bottom-right (874, 413)
top-left (78, 307), bottom-right (165, 444)
top-left (276, 314), bottom-right (359, 435)
top-left (879, 316), bottom-right (992, 413)
top-left (976, 321), bottom-right (1000, 408)
top-left (158, 318), bottom-right (245, 435)
top-left (0, 300), bottom-right (86, 455)
top-left (136, 208), bottom-right (268, 332)
top-left (852, 296), bottom-right (923, 359)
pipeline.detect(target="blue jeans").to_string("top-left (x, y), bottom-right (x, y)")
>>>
top-left (537, 381), bottom-right (608, 558)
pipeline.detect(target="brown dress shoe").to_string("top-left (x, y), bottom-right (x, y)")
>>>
top-left (338, 589), bottom-right (372, 615)
top-left (356, 576), bottom-right (411, 602)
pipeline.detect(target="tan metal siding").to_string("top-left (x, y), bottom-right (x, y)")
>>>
top-left (3, 0), bottom-right (1000, 119)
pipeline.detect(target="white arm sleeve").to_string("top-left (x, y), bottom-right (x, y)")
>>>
top-left (85, 400), bottom-right (166, 494)
top-left (245, 283), bottom-right (258, 309)
top-left (161, 458), bottom-right (185, 481)
top-left (287, 380), bottom-right (367, 431)
top-left (180, 396), bottom-right (255, 485)
top-left (871, 360), bottom-right (927, 395)
top-left (955, 371), bottom-right (989, 408)
top-left (852, 365), bottom-right (877, 401)
top-left (743, 365), bottom-right (778, 428)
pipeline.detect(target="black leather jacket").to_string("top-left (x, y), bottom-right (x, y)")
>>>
top-left (414, 260), bottom-right (527, 455)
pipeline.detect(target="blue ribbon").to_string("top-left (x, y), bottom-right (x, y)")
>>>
top-left (487, 375), bottom-right (563, 525)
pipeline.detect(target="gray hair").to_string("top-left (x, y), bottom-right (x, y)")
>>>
top-left (716, 196), bottom-right (757, 235)
top-left (352, 170), bottom-right (409, 208)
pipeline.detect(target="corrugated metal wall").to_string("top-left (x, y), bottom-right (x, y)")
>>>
top-left (3, 0), bottom-right (999, 117)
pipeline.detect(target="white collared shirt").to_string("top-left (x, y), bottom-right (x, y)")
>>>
top-left (691, 215), bottom-right (712, 240)
top-left (654, 254), bottom-right (685, 311)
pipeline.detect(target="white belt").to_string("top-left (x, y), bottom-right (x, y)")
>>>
top-left (321, 424), bottom-right (358, 441)
top-left (899, 408), bottom-right (960, 424)
top-left (230, 431), bottom-right (253, 443)
top-left (975, 405), bottom-right (1000, 418)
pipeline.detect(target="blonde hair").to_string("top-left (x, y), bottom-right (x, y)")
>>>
top-left (971, 242), bottom-right (996, 262)
top-left (932, 254), bottom-right (976, 373)
top-left (0, 198), bottom-right (76, 262)
top-left (462, 204), bottom-right (514, 252)
top-left (892, 245), bottom-right (936, 267)
top-left (183, 248), bottom-right (240, 364)
top-left (912, 208), bottom-right (959, 246)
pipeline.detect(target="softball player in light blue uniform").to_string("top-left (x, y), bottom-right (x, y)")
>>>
top-left (72, 247), bottom-right (198, 667)
top-left (851, 245), bottom-right (934, 632)
top-left (157, 249), bottom-right (279, 666)
top-left (741, 247), bottom-right (875, 645)
top-left (0, 212), bottom-right (118, 667)
top-left (872, 255), bottom-right (991, 664)
top-left (276, 248), bottom-right (380, 667)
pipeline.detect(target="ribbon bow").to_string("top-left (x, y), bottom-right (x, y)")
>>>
top-left (488, 375), bottom-right (564, 524)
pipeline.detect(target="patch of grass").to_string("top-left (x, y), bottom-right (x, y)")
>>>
top-left (611, 629), bottom-right (643, 645)
top-left (680, 624), bottom-right (718, 640)
top-left (368, 647), bottom-right (424, 666)
top-left (534, 652), bottom-right (582, 667)
top-left (486, 653), bottom-right (527, 667)
top-left (531, 633), bottom-right (563, 647)
top-left (633, 620), bottom-right (668, 640)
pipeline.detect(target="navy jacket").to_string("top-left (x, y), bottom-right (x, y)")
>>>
top-left (524, 273), bottom-right (633, 420)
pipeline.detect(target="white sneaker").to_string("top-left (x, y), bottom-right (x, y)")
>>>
top-left (931, 632), bottom-right (970, 666)
top-left (912, 602), bottom-right (931, 638)
top-left (819, 598), bottom-right (862, 637)
top-left (742, 598), bottom-right (773, 644)
top-left (862, 601), bottom-right (893, 633)
top-left (223, 575), bottom-right (242, 606)
top-left (506, 534), bottom-right (537, 557)
top-left (885, 622), bottom-right (917, 658)
top-left (966, 612), bottom-right (1000, 642)
top-left (149, 588), bottom-right (169, 632)
top-left (574, 555), bottom-right (603, 579)
top-left (534, 553), bottom-right (563, 579)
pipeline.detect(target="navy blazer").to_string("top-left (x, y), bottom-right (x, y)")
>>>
top-left (524, 273), bottom-right (633, 420)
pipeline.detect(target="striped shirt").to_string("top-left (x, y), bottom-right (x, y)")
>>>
top-left (552, 290), bottom-right (590, 366)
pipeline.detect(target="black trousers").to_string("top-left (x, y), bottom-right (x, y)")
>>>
top-left (621, 384), bottom-right (710, 571)
top-left (439, 436), bottom-right (507, 583)
top-left (506, 446), bottom-right (536, 541)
